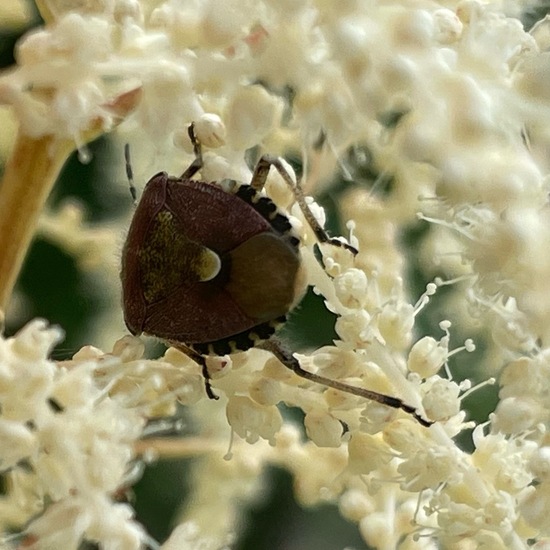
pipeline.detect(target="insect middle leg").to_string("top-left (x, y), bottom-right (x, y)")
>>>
top-left (169, 341), bottom-right (219, 401)
top-left (250, 155), bottom-right (358, 255)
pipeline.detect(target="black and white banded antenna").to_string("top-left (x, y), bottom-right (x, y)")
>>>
top-left (124, 143), bottom-right (138, 205)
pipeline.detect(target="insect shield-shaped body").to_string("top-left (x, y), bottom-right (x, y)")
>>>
top-left (121, 124), bottom-right (432, 427)
top-left (121, 166), bottom-right (307, 357)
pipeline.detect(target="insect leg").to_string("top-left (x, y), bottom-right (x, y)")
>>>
top-left (262, 339), bottom-right (432, 427)
top-left (169, 341), bottom-right (219, 401)
top-left (180, 123), bottom-right (204, 180)
top-left (251, 155), bottom-right (358, 255)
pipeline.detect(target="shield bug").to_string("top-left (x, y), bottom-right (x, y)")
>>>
top-left (121, 124), bottom-right (431, 427)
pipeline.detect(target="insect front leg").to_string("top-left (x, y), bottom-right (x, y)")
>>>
top-left (180, 123), bottom-right (204, 180)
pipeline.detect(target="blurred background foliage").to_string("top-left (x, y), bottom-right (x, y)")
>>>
top-left (0, 1), bottom-right (514, 547)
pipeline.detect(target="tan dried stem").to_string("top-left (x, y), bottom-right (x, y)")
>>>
top-left (0, 134), bottom-right (72, 311)
top-left (134, 437), bottom-right (224, 459)
top-left (0, 87), bottom-right (142, 312)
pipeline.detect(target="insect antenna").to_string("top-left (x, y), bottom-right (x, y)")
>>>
top-left (124, 143), bottom-right (138, 204)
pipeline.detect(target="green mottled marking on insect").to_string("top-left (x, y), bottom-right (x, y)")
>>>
top-left (138, 210), bottom-right (220, 303)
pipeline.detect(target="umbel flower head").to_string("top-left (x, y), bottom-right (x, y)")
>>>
top-left (1, 0), bottom-right (550, 549)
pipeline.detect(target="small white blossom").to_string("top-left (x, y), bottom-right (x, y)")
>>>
top-left (472, 429), bottom-right (535, 493)
top-left (304, 409), bottom-right (344, 448)
top-left (186, 113), bottom-right (226, 149)
top-left (530, 447), bottom-right (550, 481)
top-left (421, 376), bottom-right (462, 421)
top-left (335, 310), bottom-right (374, 348)
top-left (338, 488), bottom-right (375, 523)
top-left (161, 521), bottom-right (233, 550)
top-left (408, 336), bottom-right (447, 378)
top-left (377, 302), bottom-right (415, 350)
top-left (0, 419), bottom-right (35, 470)
top-left (225, 84), bottom-right (284, 150)
top-left (347, 432), bottom-right (392, 475)
top-left (521, 482), bottom-right (550, 535)
top-left (334, 268), bottom-right (368, 309)
top-left (398, 442), bottom-right (464, 491)
top-left (226, 395), bottom-right (282, 445)
top-left (492, 396), bottom-right (544, 434)
top-left (249, 376), bottom-right (282, 406)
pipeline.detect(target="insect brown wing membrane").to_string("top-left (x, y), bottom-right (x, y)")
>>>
top-left (226, 232), bottom-right (303, 322)
top-left (121, 174), bottom-right (169, 335)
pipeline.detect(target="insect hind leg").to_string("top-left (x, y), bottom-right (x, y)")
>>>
top-left (262, 339), bottom-right (432, 427)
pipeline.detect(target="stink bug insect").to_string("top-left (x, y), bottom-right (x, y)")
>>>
top-left (121, 124), bottom-right (432, 427)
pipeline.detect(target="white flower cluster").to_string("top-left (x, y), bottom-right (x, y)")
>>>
top-left (2, 0), bottom-right (550, 548)
top-left (0, 320), bottom-right (146, 549)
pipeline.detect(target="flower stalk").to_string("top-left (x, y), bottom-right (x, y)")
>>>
top-left (0, 132), bottom-right (71, 310)
top-left (0, 87), bottom-right (141, 311)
